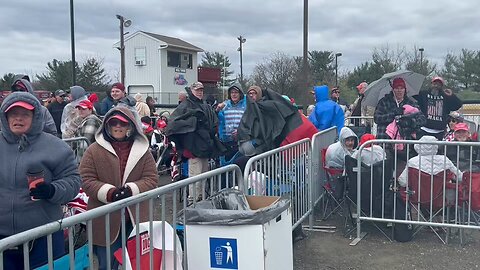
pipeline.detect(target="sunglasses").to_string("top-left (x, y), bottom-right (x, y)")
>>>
top-left (450, 119), bottom-right (460, 123)
top-left (108, 119), bottom-right (129, 127)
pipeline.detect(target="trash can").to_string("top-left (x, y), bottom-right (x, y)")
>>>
top-left (184, 189), bottom-right (293, 270)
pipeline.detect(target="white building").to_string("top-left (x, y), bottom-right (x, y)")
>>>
top-left (114, 31), bottom-right (203, 104)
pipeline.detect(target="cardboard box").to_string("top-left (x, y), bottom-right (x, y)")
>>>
top-left (185, 196), bottom-right (292, 270)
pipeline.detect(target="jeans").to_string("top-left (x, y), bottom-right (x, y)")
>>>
top-left (94, 221), bottom-right (133, 270)
top-left (1, 230), bottom-right (65, 270)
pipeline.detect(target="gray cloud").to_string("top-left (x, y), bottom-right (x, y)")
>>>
top-left (1, 0), bottom-right (479, 84)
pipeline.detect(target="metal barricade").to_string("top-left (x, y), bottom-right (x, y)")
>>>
top-left (243, 139), bottom-right (311, 230)
top-left (0, 165), bottom-right (242, 270)
top-left (352, 139), bottom-right (480, 245)
top-left (344, 116), bottom-right (377, 136)
top-left (63, 137), bottom-right (91, 164)
top-left (310, 127), bottom-right (337, 211)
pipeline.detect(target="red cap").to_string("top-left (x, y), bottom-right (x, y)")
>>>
top-left (157, 120), bottom-right (167, 129)
top-left (359, 133), bottom-right (375, 147)
top-left (75, 100), bottom-right (93, 110)
top-left (88, 93), bottom-right (99, 103)
top-left (112, 82), bottom-right (125, 92)
top-left (392, 78), bottom-right (406, 89)
top-left (108, 114), bottom-right (129, 123)
top-left (431, 76), bottom-right (445, 85)
top-left (5, 101), bottom-right (35, 112)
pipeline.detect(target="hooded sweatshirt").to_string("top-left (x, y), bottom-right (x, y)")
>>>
top-left (352, 133), bottom-right (386, 165)
top-left (61, 85), bottom-right (88, 138)
top-left (308, 85), bottom-right (345, 136)
top-left (0, 92), bottom-right (81, 235)
top-left (134, 93), bottom-right (151, 118)
top-left (326, 127), bottom-right (359, 168)
top-left (397, 136), bottom-right (462, 187)
top-left (218, 82), bottom-right (247, 142)
top-left (9, 79), bottom-right (57, 136)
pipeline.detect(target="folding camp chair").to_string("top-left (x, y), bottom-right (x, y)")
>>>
top-left (320, 148), bottom-right (346, 220)
top-left (402, 168), bottom-right (461, 244)
top-left (344, 156), bottom-right (396, 240)
top-left (461, 172), bottom-right (480, 226)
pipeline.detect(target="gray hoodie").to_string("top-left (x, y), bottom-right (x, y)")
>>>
top-left (325, 127), bottom-right (359, 168)
top-left (0, 92), bottom-right (81, 235)
top-left (11, 79), bottom-right (57, 136)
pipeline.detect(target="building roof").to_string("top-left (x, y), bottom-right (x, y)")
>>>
top-left (141, 31), bottom-right (203, 52)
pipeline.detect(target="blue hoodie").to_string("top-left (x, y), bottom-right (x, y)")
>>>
top-left (308, 85), bottom-right (344, 135)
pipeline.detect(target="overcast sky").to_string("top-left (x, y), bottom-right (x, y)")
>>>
top-left (2, 0), bottom-right (479, 83)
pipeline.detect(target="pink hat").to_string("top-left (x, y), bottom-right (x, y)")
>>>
top-left (107, 113), bottom-right (129, 123)
top-left (431, 76), bottom-right (445, 85)
top-left (356, 82), bottom-right (368, 91)
top-left (454, 123), bottom-right (469, 132)
top-left (5, 101), bottom-right (34, 112)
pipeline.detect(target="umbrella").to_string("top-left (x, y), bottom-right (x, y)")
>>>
top-left (362, 70), bottom-right (425, 107)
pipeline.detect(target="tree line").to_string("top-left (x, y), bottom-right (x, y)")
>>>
top-left (2, 45), bottom-right (480, 105)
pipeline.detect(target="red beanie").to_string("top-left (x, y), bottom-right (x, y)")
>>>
top-left (112, 82), bottom-right (126, 92)
top-left (392, 78), bottom-right (406, 89)
top-left (88, 93), bottom-right (98, 103)
top-left (359, 133), bottom-right (376, 147)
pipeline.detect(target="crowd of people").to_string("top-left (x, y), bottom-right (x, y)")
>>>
top-left (0, 71), bottom-right (474, 268)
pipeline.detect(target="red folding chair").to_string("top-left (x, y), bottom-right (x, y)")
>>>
top-left (402, 168), bottom-right (460, 244)
top-left (461, 172), bottom-right (480, 225)
top-left (321, 148), bottom-right (345, 220)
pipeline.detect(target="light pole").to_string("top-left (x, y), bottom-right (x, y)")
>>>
top-left (116, 14), bottom-right (131, 85)
top-left (335, 52), bottom-right (342, 86)
top-left (70, 0), bottom-right (76, 85)
top-left (237, 35), bottom-right (246, 82)
top-left (419, 47), bottom-right (424, 74)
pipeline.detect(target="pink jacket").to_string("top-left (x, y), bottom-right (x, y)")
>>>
top-left (386, 105), bottom-right (419, 150)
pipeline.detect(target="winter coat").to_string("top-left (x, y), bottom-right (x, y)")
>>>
top-left (61, 86), bottom-right (88, 139)
top-left (308, 85), bottom-right (344, 136)
top-left (326, 127), bottom-right (359, 169)
top-left (101, 96), bottom-right (115, 115)
top-left (75, 113), bottom-right (102, 144)
top-left (134, 93), bottom-right (151, 118)
top-left (218, 83), bottom-right (247, 143)
top-left (10, 79), bottom-right (57, 136)
top-left (398, 136), bottom-right (462, 187)
top-left (79, 106), bottom-right (158, 246)
top-left (352, 145), bottom-right (386, 166)
top-left (414, 90), bottom-right (462, 131)
top-left (166, 90), bottom-right (223, 159)
top-left (374, 92), bottom-right (425, 139)
top-left (47, 100), bottom-right (67, 135)
top-left (0, 92), bottom-right (81, 236)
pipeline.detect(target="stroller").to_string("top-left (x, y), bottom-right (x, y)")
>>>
top-left (150, 119), bottom-right (175, 174)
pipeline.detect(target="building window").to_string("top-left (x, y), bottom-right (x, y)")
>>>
top-left (134, 47), bottom-right (146, 65)
top-left (167, 51), bottom-right (192, 69)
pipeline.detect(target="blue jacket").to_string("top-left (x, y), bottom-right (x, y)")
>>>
top-left (308, 85), bottom-right (345, 135)
top-left (0, 92), bottom-right (81, 235)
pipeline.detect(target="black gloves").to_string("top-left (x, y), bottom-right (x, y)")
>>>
top-left (30, 182), bottom-right (55, 200)
top-left (394, 107), bottom-right (405, 116)
top-left (111, 186), bottom-right (133, 202)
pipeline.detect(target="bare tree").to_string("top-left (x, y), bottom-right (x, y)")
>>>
top-left (251, 52), bottom-right (300, 97)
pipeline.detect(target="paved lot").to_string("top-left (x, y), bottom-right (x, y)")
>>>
top-left (293, 211), bottom-right (480, 270)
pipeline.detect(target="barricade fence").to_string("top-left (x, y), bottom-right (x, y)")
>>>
top-left (0, 165), bottom-right (242, 270)
top-left (344, 116), bottom-right (377, 136)
top-left (310, 127), bottom-right (337, 207)
top-left (62, 137), bottom-right (91, 164)
top-left (353, 139), bottom-right (480, 245)
top-left (243, 139), bottom-right (312, 230)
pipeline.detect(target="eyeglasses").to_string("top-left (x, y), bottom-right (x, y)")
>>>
top-left (108, 119), bottom-right (129, 127)
top-left (450, 119), bottom-right (460, 123)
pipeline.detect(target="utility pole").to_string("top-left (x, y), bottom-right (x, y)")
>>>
top-left (303, 0), bottom-right (309, 85)
top-left (70, 0), bottom-right (76, 85)
top-left (237, 36), bottom-right (246, 82)
top-left (335, 52), bottom-right (342, 86)
top-left (419, 47), bottom-right (425, 74)
top-left (116, 14), bottom-right (131, 85)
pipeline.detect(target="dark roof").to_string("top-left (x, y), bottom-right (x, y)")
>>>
top-left (141, 31), bottom-right (203, 52)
